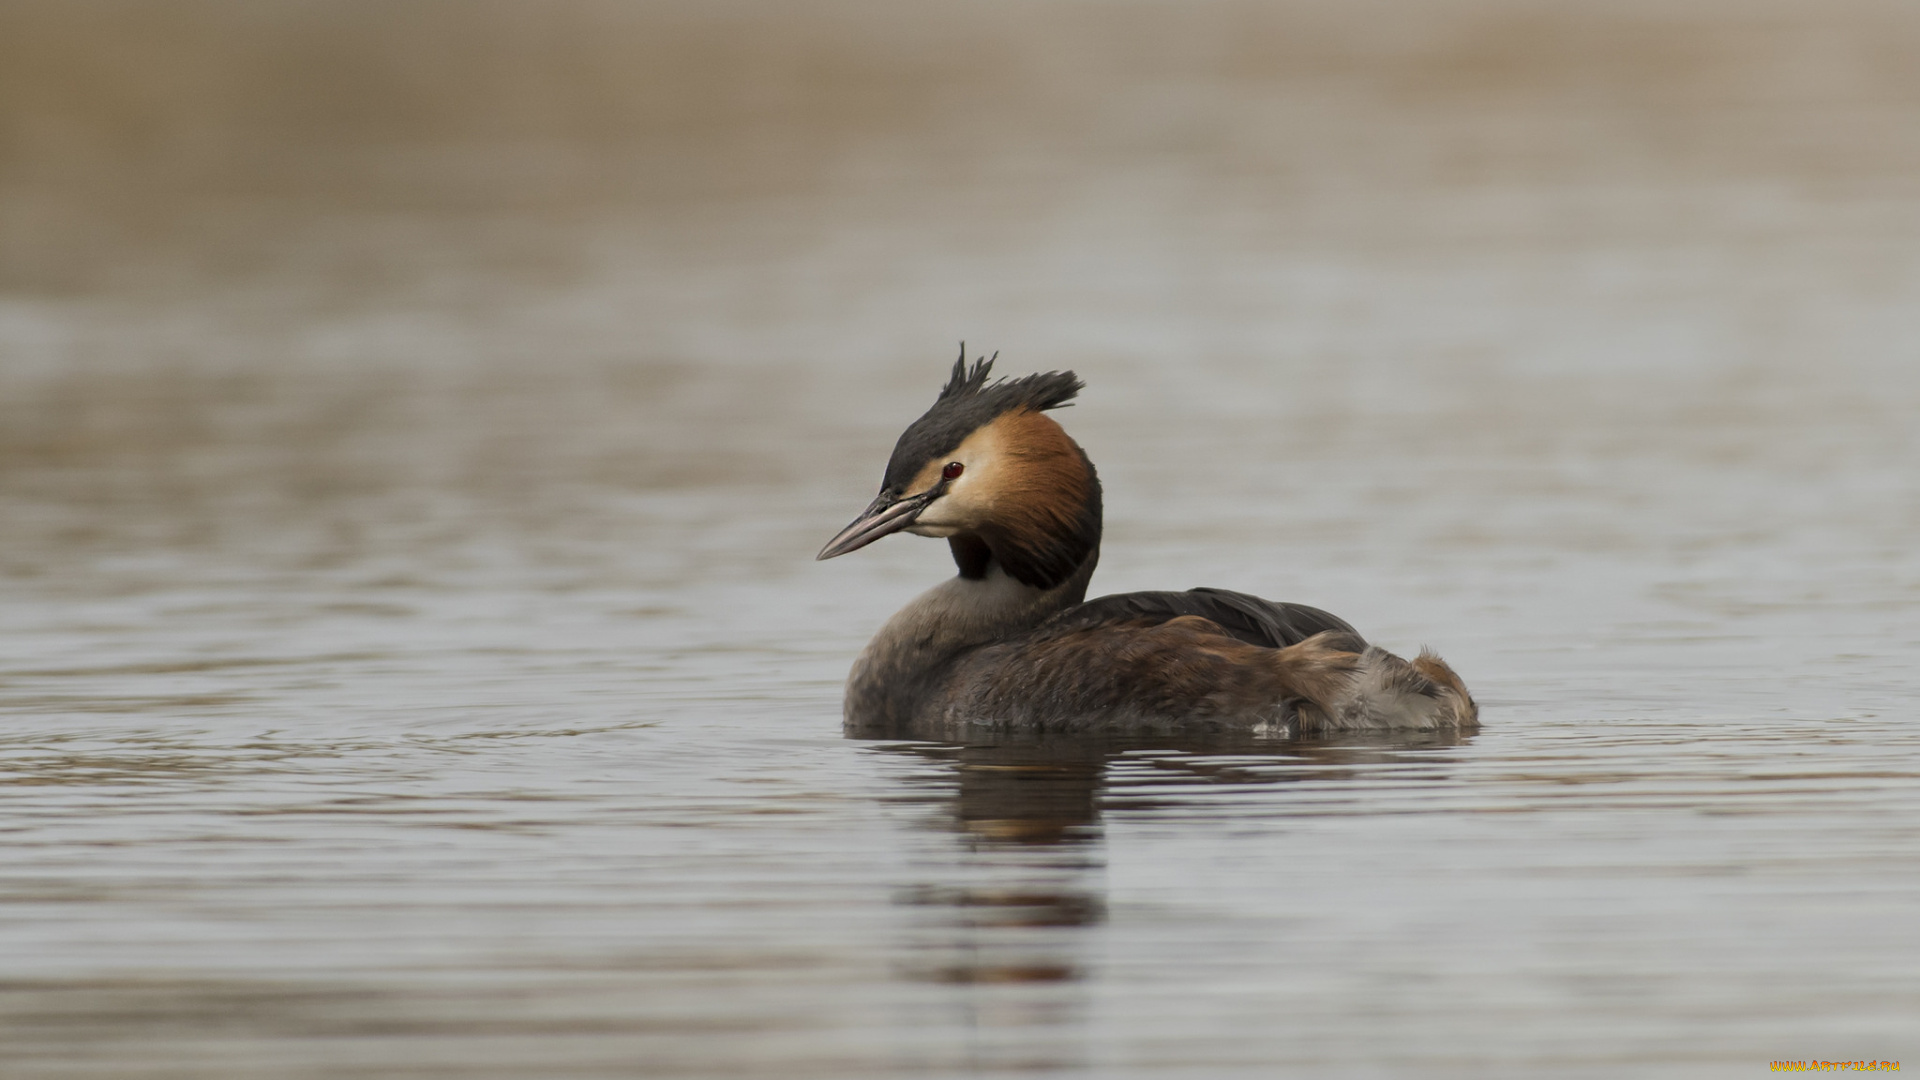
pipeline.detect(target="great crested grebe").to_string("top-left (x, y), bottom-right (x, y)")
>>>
top-left (818, 352), bottom-right (1477, 736)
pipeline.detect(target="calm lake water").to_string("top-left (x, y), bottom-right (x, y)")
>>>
top-left (2, 1), bottom-right (1918, 1076)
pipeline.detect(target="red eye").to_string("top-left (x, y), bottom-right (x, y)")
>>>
top-left (941, 461), bottom-right (964, 481)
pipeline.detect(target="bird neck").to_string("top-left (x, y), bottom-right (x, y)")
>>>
top-left (845, 547), bottom-right (1099, 730)
top-left (892, 555), bottom-right (1097, 653)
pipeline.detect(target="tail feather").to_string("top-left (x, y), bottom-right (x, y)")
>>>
top-left (1297, 643), bottom-right (1478, 732)
top-left (1268, 631), bottom-right (1365, 721)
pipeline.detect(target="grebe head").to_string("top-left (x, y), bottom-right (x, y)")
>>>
top-left (817, 348), bottom-right (1102, 590)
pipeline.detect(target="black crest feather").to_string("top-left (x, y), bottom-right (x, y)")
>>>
top-left (940, 348), bottom-right (997, 400)
top-left (934, 343), bottom-right (1082, 412)
top-left (882, 345), bottom-right (1083, 495)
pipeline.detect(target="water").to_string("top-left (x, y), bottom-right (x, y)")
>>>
top-left (2, 1), bottom-right (1919, 1075)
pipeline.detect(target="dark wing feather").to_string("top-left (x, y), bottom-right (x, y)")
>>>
top-left (1041, 587), bottom-right (1363, 649)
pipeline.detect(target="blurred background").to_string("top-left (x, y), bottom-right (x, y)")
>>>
top-left (5, 0), bottom-right (1917, 575)
top-left (3, 1), bottom-right (1919, 1076)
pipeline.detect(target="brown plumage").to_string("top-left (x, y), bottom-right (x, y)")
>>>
top-left (818, 350), bottom-right (1478, 739)
top-left (939, 617), bottom-right (1366, 735)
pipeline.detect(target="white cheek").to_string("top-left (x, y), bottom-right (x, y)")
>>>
top-left (909, 480), bottom-right (979, 534)
top-left (910, 498), bottom-right (964, 534)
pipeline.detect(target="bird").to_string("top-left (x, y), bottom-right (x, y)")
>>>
top-left (817, 350), bottom-right (1478, 738)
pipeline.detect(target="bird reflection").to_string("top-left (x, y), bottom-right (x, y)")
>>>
top-left (877, 730), bottom-right (1472, 846)
top-left (866, 728), bottom-right (1472, 997)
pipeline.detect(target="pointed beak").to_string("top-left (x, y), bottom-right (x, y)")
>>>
top-left (817, 491), bottom-right (932, 560)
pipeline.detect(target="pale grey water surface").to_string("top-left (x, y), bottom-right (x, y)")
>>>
top-left (2, 1), bottom-right (1919, 1076)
